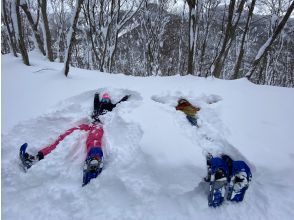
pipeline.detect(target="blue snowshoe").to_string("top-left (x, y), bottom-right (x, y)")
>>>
top-left (227, 183), bottom-right (248, 202)
top-left (207, 157), bottom-right (229, 207)
top-left (82, 147), bottom-right (104, 186)
top-left (19, 143), bottom-right (38, 172)
top-left (208, 169), bottom-right (228, 207)
top-left (227, 161), bottom-right (252, 202)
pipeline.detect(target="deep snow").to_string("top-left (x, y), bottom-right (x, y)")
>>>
top-left (2, 52), bottom-right (294, 220)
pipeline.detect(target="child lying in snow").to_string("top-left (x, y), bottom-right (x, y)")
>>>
top-left (175, 98), bottom-right (200, 127)
top-left (20, 92), bottom-right (129, 186)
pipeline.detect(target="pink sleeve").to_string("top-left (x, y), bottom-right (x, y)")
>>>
top-left (39, 124), bottom-right (90, 156)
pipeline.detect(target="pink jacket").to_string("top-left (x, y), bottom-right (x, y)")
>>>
top-left (39, 123), bottom-right (104, 156)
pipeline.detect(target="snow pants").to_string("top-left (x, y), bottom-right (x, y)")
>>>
top-left (38, 123), bottom-right (104, 159)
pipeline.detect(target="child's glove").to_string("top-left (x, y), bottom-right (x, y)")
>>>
top-left (121, 95), bottom-right (130, 102)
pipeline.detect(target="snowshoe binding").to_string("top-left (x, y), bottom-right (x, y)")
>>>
top-left (227, 172), bottom-right (249, 202)
top-left (19, 143), bottom-right (38, 172)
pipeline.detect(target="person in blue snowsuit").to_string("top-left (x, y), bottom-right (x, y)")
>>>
top-left (205, 154), bottom-right (252, 207)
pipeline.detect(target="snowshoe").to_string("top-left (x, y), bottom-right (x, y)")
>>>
top-left (82, 157), bottom-right (103, 186)
top-left (208, 178), bottom-right (227, 207)
top-left (227, 172), bottom-right (249, 202)
top-left (227, 184), bottom-right (248, 202)
top-left (19, 143), bottom-right (37, 172)
top-left (208, 169), bottom-right (228, 207)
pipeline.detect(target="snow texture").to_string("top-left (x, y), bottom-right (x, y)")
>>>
top-left (2, 51), bottom-right (294, 220)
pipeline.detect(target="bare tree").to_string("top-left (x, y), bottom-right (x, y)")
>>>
top-left (2, 0), bottom-right (18, 57)
top-left (198, 0), bottom-right (221, 75)
top-left (186, 0), bottom-right (197, 74)
top-left (50, 0), bottom-right (68, 62)
top-left (246, 0), bottom-right (294, 80)
top-left (138, 0), bottom-right (170, 76)
top-left (19, 1), bottom-right (46, 55)
top-left (2, 0), bottom-right (293, 87)
top-left (81, 0), bottom-right (143, 73)
top-left (14, 0), bottom-right (30, 65)
top-left (105, 0), bottom-right (143, 73)
top-left (232, 0), bottom-right (256, 79)
top-left (177, 1), bottom-right (186, 74)
top-left (211, 0), bottom-right (246, 78)
top-left (40, 0), bottom-right (53, 61)
top-left (64, 0), bottom-right (84, 77)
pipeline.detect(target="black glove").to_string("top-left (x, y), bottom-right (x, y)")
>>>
top-left (37, 152), bottom-right (44, 160)
top-left (121, 95), bottom-right (130, 102)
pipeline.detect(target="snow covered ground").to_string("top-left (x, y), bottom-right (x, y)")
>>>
top-left (2, 52), bottom-right (294, 220)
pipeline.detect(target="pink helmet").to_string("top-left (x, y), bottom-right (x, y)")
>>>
top-left (102, 92), bottom-right (111, 100)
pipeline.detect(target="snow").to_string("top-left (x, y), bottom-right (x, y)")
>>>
top-left (2, 52), bottom-right (294, 219)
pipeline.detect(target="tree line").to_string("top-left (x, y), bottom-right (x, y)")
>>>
top-left (1, 0), bottom-right (294, 87)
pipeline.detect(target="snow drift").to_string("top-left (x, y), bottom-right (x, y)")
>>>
top-left (2, 52), bottom-right (294, 220)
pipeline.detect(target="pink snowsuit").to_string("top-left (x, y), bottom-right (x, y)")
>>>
top-left (39, 123), bottom-right (104, 158)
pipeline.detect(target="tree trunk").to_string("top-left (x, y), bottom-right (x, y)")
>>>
top-left (212, 0), bottom-right (246, 78)
top-left (15, 0), bottom-right (30, 65)
top-left (246, 1), bottom-right (294, 80)
top-left (83, 0), bottom-right (100, 67)
top-left (177, 2), bottom-right (186, 74)
top-left (20, 3), bottom-right (46, 56)
top-left (187, 0), bottom-right (196, 75)
top-left (199, 0), bottom-right (220, 76)
top-left (40, 0), bottom-right (53, 61)
top-left (64, 0), bottom-right (84, 77)
top-left (2, 0), bottom-right (18, 57)
top-left (232, 0), bottom-right (256, 79)
top-left (211, 0), bottom-right (236, 78)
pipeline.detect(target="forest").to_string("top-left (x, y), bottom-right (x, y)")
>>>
top-left (1, 0), bottom-right (294, 87)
